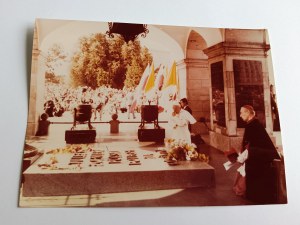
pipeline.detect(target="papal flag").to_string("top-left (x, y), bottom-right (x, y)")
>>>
top-left (136, 63), bottom-right (150, 93)
top-left (144, 63), bottom-right (155, 93)
top-left (162, 61), bottom-right (179, 100)
top-left (154, 65), bottom-right (164, 90)
top-left (163, 61), bottom-right (178, 89)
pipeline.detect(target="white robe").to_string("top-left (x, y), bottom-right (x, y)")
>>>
top-left (168, 110), bottom-right (196, 144)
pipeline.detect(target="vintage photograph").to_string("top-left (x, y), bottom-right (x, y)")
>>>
top-left (19, 18), bottom-right (287, 207)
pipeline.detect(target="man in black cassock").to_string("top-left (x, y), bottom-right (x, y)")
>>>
top-left (240, 105), bottom-right (280, 204)
top-left (179, 98), bottom-right (192, 114)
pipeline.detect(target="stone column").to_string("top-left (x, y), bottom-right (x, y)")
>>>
top-left (176, 60), bottom-right (187, 99)
top-left (224, 59), bottom-right (237, 136)
top-left (178, 59), bottom-right (210, 134)
top-left (25, 27), bottom-right (40, 137)
top-left (25, 24), bottom-right (45, 138)
top-left (262, 60), bottom-right (273, 134)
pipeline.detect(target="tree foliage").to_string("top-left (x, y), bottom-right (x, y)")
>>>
top-left (45, 72), bottom-right (60, 84)
top-left (70, 34), bottom-right (153, 89)
top-left (44, 44), bottom-right (68, 84)
top-left (122, 41), bottom-right (152, 89)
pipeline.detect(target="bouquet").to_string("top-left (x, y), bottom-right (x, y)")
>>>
top-left (164, 139), bottom-right (209, 162)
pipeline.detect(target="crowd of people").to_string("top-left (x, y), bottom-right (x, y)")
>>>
top-left (43, 83), bottom-right (181, 121)
top-left (43, 84), bottom-right (142, 120)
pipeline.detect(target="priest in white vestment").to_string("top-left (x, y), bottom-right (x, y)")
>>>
top-left (168, 104), bottom-right (196, 144)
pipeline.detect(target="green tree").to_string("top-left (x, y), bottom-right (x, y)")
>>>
top-left (44, 44), bottom-right (67, 84)
top-left (70, 34), bottom-right (152, 89)
top-left (108, 37), bottom-right (126, 89)
top-left (45, 72), bottom-right (60, 84)
top-left (123, 40), bottom-right (153, 89)
top-left (141, 47), bottom-right (153, 68)
top-left (124, 58), bottom-right (143, 88)
top-left (71, 34), bottom-right (110, 89)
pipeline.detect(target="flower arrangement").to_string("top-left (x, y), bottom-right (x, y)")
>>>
top-left (38, 145), bottom-right (92, 170)
top-left (46, 144), bottom-right (92, 154)
top-left (165, 138), bottom-right (209, 163)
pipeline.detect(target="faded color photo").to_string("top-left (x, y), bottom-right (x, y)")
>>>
top-left (20, 18), bottom-right (287, 207)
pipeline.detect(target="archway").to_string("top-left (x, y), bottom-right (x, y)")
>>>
top-left (28, 19), bottom-right (187, 136)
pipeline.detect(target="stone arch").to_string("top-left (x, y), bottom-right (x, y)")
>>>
top-left (28, 20), bottom-right (188, 135)
top-left (180, 29), bottom-right (222, 134)
top-left (40, 21), bottom-right (185, 70)
top-left (140, 25), bottom-right (185, 67)
top-left (186, 30), bottom-right (207, 58)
